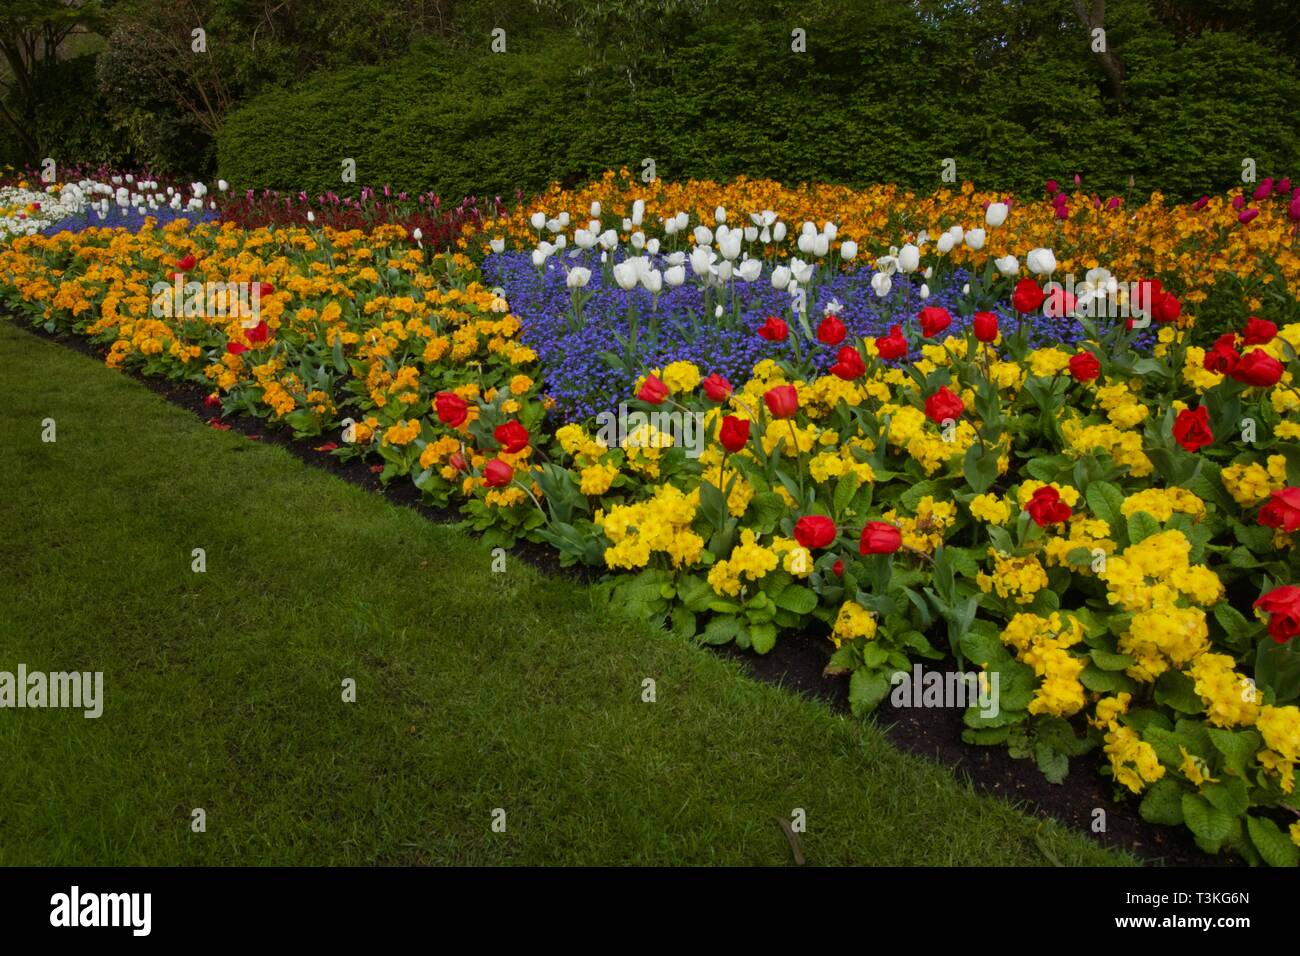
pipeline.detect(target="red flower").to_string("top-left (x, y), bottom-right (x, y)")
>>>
top-left (494, 420), bottom-right (530, 454)
top-left (794, 515), bottom-right (838, 550)
top-left (225, 342), bottom-right (248, 355)
top-left (1068, 351), bottom-right (1101, 382)
top-left (816, 314), bottom-right (847, 345)
top-left (719, 415), bottom-right (750, 453)
top-left (1259, 488), bottom-right (1300, 533)
top-left (1242, 316), bottom-right (1277, 345)
top-left (1203, 335), bottom-right (1240, 375)
top-left (1255, 585), bottom-right (1300, 644)
top-left (434, 391), bottom-right (468, 426)
top-left (702, 373), bottom-right (733, 402)
top-left (764, 385), bottom-right (799, 419)
top-left (876, 324), bottom-right (908, 360)
top-left (1172, 406), bottom-right (1214, 453)
top-left (832, 559), bottom-right (845, 577)
top-left (918, 306), bottom-right (952, 338)
top-left (1130, 279), bottom-right (1162, 320)
top-left (203, 393), bottom-right (221, 408)
top-left (449, 452), bottom-right (468, 473)
top-left (1044, 287), bottom-right (1077, 318)
top-left (1238, 208), bottom-right (1260, 225)
top-left (637, 373), bottom-right (669, 405)
top-left (1025, 486), bottom-right (1072, 526)
top-left (757, 316), bottom-right (789, 341)
top-left (315, 442), bottom-right (339, 452)
top-left (859, 522), bottom-right (902, 555)
top-left (206, 418), bottom-right (231, 431)
top-left (1152, 291), bottom-right (1182, 324)
top-left (924, 385), bottom-right (964, 424)
top-left (1011, 278), bottom-right (1045, 314)
top-left (483, 458), bottom-right (514, 488)
top-left (258, 282), bottom-right (274, 298)
top-left (972, 311), bottom-right (999, 343)
top-left (829, 345), bottom-right (865, 380)
top-left (246, 320), bottom-right (269, 344)
top-left (176, 254), bottom-right (197, 272)
top-left (1230, 349), bottom-right (1284, 387)
top-left (1044, 179), bottom-right (1059, 194)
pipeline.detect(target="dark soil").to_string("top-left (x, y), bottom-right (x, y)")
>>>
top-left (13, 321), bottom-right (1232, 867)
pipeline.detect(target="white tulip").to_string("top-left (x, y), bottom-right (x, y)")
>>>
top-left (824, 223), bottom-right (838, 241)
top-left (613, 262), bottom-right (639, 290)
top-left (791, 259), bottom-right (814, 283)
top-left (558, 212), bottom-right (570, 227)
top-left (412, 228), bottom-right (423, 241)
top-left (897, 243), bottom-right (920, 272)
top-left (574, 228), bottom-right (594, 249)
top-left (744, 226), bottom-right (758, 243)
top-left (665, 251), bottom-right (687, 267)
top-left (489, 238), bottom-right (505, 253)
top-left (965, 228), bottom-right (986, 251)
top-left (530, 212), bottom-right (546, 230)
top-left (693, 225), bottom-right (713, 246)
top-left (554, 234), bottom-right (566, 249)
top-left (871, 272), bottom-right (893, 297)
top-left (994, 255), bottom-right (1017, 275)
top-left (599, 229), bottom-right (618, 250)
top-left (641, 269), bottom-right (663, 293)
top-left (674, 211), bottom-right (689, 232)
top-left (801, 221), bottom-right (817, 236)
top-left (307, 211), bottom-right (316, 224)
top-left (737, 258), bottom-right (762, 282)
top-left (546, 218), bottom-right (563, 233)
top-left (962, 283), bottom-right (970, 294)
top-left (771, 265), bottom-right (792, 289)
top-left (924, 267), bottom-right (933, 279)
top-left (772, 221), bottom-right (787, 242)
top-left (645, 238), bottom-right (660, 255)
top-left (719, 231), bottom-right (742, 260)
top-left (985, 202), bottom-right (1008, 228)
top-left (690, 246), bottom-right (715, 276)
top-left (632, 199), bottom-right (645, 226)
top-left (631, 231), bottom-right (646, 250)
top-left (919, 283), bottom-right (931, 299)
top-left (715, 261), bottom-right (733, 282)
top-left (839, 240), bottom-right (858, 261)
top-left (567, 267), bottom-right (591, 288)
top-left (664, 265), bottom-right (686, 287)
top-left (812, 234), bottom-right (829, 257)
top-left (664, 219), bottom-right (679, 236)
top-left (1026, 248), bottom-right (1057, 275)
top-left (590, 201), bottom-right (601, 217)
top-left (217, 179), bottom-right (229, 192)
top-left (936, 233), bottom-right (955, 255)
top-left (714, 205), bottom-right (727, 224)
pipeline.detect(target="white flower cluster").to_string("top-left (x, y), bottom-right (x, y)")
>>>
top-left (0, 175), bottom-right (227, 242)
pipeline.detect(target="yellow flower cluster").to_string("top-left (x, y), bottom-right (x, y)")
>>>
top-left (598, 485), bottom-right (703, 570)
top-left (707, 528), bottom-right (779, 597)
top-left (1256, 705), bottom-right (1300, 793)
top-left (998, 613), bottom-right (1087, 717)
top-left (831, 601), bottom-right (878, 647)
top-left (883, 496), bottom-right (957, 554)
top-left (1187, 653), bottom-right (1259, 729)
top-left (976, 551), bottom-right (1049, 605)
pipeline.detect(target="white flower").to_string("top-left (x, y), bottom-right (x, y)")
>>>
top-left (919, 283), bottom-right (931, 299)
top-left (307, 210), bottom-right (316, 223)
top-left (719, 230), bottom-right (742, 260)
top-left (530, 212), bottom-right (546, 230)
top-left (824, 298), bottom-right (844, 315)
top-left (839, 240), bottom-right (858, 261)
top-left (985, 202), bottom-right (1008, 227)
top-left (964, 228), bottom-right (986, 251)
top-left (1026, 248), bottom-right (1057, 275)
top-left (613, 262), bottom-right (639, 290)
top-left (772, 221), bottom-right (787, 242)
top-left (994, 254), bottom-right (1018, 276)
top-left (693, 225), bottom-right (713, 246)
top-left (631, 199), bottom-right (645, 226)
top-left (590, 201), bottom-right (601, 217)
top-left (897, 243), bottom-right (920, 272)
top-left (412, 228), bottom-right (423, 241)
top-left (566, 267), bottom-right (591, 288)
top-left (640, 269), bottom-right (663, 293)
top-left (935, 233), bottom-right (955, 255)
top-left (871, 272), bottom-right (893, 297)
top-left (690, 246), bottom-right (715, 276)
top-left (664, 265), bottom-right (686, 287)
top-left (771, 265), bottom-right (792, 289)
top-left (489, 238), bottom-right (505, 253)
top-left (217, 179), bottom-right (229, 192)
top-left (736, 258), bottom-right (762, 282)
top-left (714, 205), bottom-right (727, 224)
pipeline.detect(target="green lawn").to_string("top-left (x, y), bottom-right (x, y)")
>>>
top-left (0, 322), bottom-right (1132, 866)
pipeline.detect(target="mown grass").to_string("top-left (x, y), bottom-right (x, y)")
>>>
top-left (0, 322), bottom-right (1133, 866)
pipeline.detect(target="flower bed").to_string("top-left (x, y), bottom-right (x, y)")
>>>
top-left (3, 173), bottom-right (1300, 866)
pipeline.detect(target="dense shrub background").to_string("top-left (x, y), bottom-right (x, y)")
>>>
top-left (216, 0), bottom-right (1300, 199)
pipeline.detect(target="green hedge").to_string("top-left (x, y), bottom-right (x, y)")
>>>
top-left (216, 18), bottom-right (1300, 201)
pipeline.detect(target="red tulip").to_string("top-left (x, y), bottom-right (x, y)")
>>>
top-left (1238, 208), bottom-right (1260, 224)
top-left (924, 385), bottom-right (964, 424)
top-left (829, 346), bottom-right (865, 380)
top-left (757, 316), bottom-right (789, 342)
top-left (637, 373), bottom-right (669, 405)
top-left (719, 415), bottom-right (750, 453)
top-left (494, 420), bottom-right (530, 454)
top-left (859, 522), bottom-right (902, 555)
top-left (1025, 486), bottom-right (1071, 526)
top-left (1230, 350), bottom-right (1284, 387)
top-left (1068, 351), bottom-right (1101, 382)
top-left (1242, 316), bottom-right (1277, 345)
top-left (1202, 335), bottom-right (1240, 375)
top-left (435, 391), bottom-right (468, 426)
top-left (483, 458), bottom-right (514, 488)
top-left (246, 320), bottom-right (269, 344)
top-left (972, 311), bottom-right (998, 343)
top-left (1255, 585), bottom-right (1300, 644)
top-left (918, 306), bottom-right (952, 338)
top-left (176, 254), bottom-right (197, 272)
top-left (1012, 278), bottom-right (1045, 313)
top-left (1259, 488), bottom-right (1300, 533)
top-left (816, 314), bottom-right (847, 345)
top-left (876, 324), bottom-right (908, 360)
top-left (794, 515), bottom-right (837, 550)
top-left (702, 372), bottom-right (733, 402)
top-left (764, 385), bottom-right (799, 419)
top-left (1172, 406), bottom-right (1214, 453)
top-left (225, 342), bottom-right (248, 355)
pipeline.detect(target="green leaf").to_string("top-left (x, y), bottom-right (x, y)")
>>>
top-left (1089, 647), bottom-right (1135, 672)
top-left (749, 621), bottom-right (777, 654)
top-left (1126, 510), bottom-right (1161, 545)
top-left (1035, 742), bottom-right (1069, 784)
top-left (1139, 779), bottom-right (1185, 826)
top-left (1246, 815), bottom-right (1300, 868)
top-left (1207, 727), bottom-right (1261, 779)
top-left (848, 669), bottom-right (892, 717)
top-left (1085, 481), bottom-right (1125, 537)
top-left (1181, 793), bottom-right (1236, 851)
top-left (1080, 663), bottom-right (1138, 695)
top-left (699, 616), bottom-right (745, 646)
top-left (1201, 778), bottom-right (1249, 818)
top-left (670, 606), bottom-right (696, 639)
top-left (833, 472), bottom-right (860, 516)
top-left (774, 584), bottom-right (818, 615)
top-left (1154, 669), bottom-right (1203, 715)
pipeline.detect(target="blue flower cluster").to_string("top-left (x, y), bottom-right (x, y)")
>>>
top-left (485, 251), bottom-right (1126, 425)
top-left (41, 205), bottom-right (217, 237)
